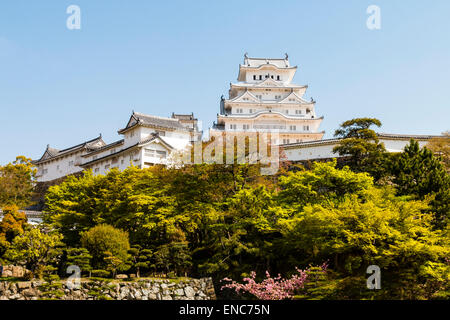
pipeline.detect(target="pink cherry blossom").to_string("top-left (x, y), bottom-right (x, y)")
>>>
top-left (221, 262), bottom-right (328, 300)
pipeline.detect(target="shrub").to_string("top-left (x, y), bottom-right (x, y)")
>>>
top-left (4, 228), bottom-right (63, 278)
top-left (91, 269), bottom-right (111, 278)
top-left (81, 224), bottom-right (130, 272)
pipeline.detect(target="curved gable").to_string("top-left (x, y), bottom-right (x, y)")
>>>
top-left (279, 92), bottom-right (308, 104)
top-left (230, 90), bottom-right (260, 103)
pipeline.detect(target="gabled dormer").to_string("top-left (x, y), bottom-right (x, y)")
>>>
top-left (279, 91), bottom-right (308, 104)
top-left (39, 145), bottom-right (60, 161)
top-left (229, 90), bottom-right (260, 103)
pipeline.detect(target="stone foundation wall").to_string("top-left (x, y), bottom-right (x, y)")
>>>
top-left (0, 265), bottom-right (29, 278)
top-left (0, 277), bottom-right (216, 300)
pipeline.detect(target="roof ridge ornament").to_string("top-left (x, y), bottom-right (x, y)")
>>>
top-left (285, 53), bottom-right (288, 60)
top-left (244, 52), bottom-right (249, 66)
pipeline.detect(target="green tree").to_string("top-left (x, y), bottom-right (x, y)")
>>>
top-left (282, 188), bottom-right (449, 299)
top-left (169, 242), bottom-right (192, 277)
top-left (0, 156), bottom-right (36, 208)
top-left (427, 131), bottom-right (450, 172)
top-left (388, 139), bottom-right (450, 227)
top-left (153, 244), bottom-right (171, 276)
top-left (4, 228), bottom-right (63, 278)
top-left (333, 118), bottom-right (387, 180)
top-left (81, 224), bottom-right (130, 272)
top-left (104, 250), bottom-right (129, 278)
top-left (0, 204), bottom-right (28, 243)
top-left (44, 167), bottom-right (179, 247)
top-left (128, 245), bottom-right (153, 278)
top-left (65, 248), bottom-right (92, 277)
top-left (197, 185), bottom-right (284, 280)
top-left (278, 160), bottom-right (373, 209)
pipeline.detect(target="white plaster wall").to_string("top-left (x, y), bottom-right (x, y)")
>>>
top-left (88, 149), bottom-right (140, 177)
top-left (36, 150), bottom-right (86, 182)
top-left (123, 127), bottom-right (142, 148)
top-left (244, 68), bottom-right (296, 84)
top-left (380, 138), bottom-right (428, 152)
top-left (141, 142), bottom-right (170, 168)
top-left (84, 145), bottom-right (124, 164)
top-left (284, 138), bottom-right (431, 162)
top-left (285, 144), bottom-right (337, 161)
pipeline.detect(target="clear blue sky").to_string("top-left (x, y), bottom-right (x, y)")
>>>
top-left (0, 0), bottom-right (449, 165)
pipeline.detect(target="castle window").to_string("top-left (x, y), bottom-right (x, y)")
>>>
top-left (105, 164), bottom-right (110, 170)
top-left (303, 125), bottom-right (310, 131)
top-left (290, 125), bottom-right (296, 131)
top-left (259, 75), bottom-right (262, 80)
top-left (145, 149), bottom-right (155, 157)
top-left (253, 75), bottom-right (256, 80)
top-left (295, 109), bottom-right (302, 114)
top-left (271, 75), bottom-right (274, 79)
top-left (277, 75), bottom-right (280, 80)
top-left (230, 124), bottom-right (237, 130)
top-left (243, 124), bottom-right (250, 130)
top-left (94, 168), bottom-right (99, 173)
top-left (156, 150), bottom-right (167, 159)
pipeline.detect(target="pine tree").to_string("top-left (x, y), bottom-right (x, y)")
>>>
top-left (333, 118), bottom-right (387, 180)
top-left (389, 139), bottom-right (450, 227)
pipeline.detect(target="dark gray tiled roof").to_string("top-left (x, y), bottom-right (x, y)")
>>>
top-left (139, 133), bottom-right (173, 149)
top-left (46, 147), bottom-right (60, 157)
top-left (377, 133), bottom-right (442, 139)
top-left (119, 112), bottom-right (190, 133)
top-left (281, 133), bottom-right (442, 149)
top-left (34, 136), bottom-right (105, 163)
top-left (172, 113), bottom-right (196, 120)
top-left (83, 139), bottom-right (124, 157)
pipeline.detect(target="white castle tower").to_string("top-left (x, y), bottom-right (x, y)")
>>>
top-left (210, 54), bottom-right (324, 144)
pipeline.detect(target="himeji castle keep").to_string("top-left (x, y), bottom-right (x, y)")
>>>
top-left (33, 54), bottom-right (440, 182)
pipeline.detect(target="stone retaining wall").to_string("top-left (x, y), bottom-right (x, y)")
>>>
top-left (0, 277), bottom-right (216, 300)
top-left (0, 265), bottom-right (29, 278)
